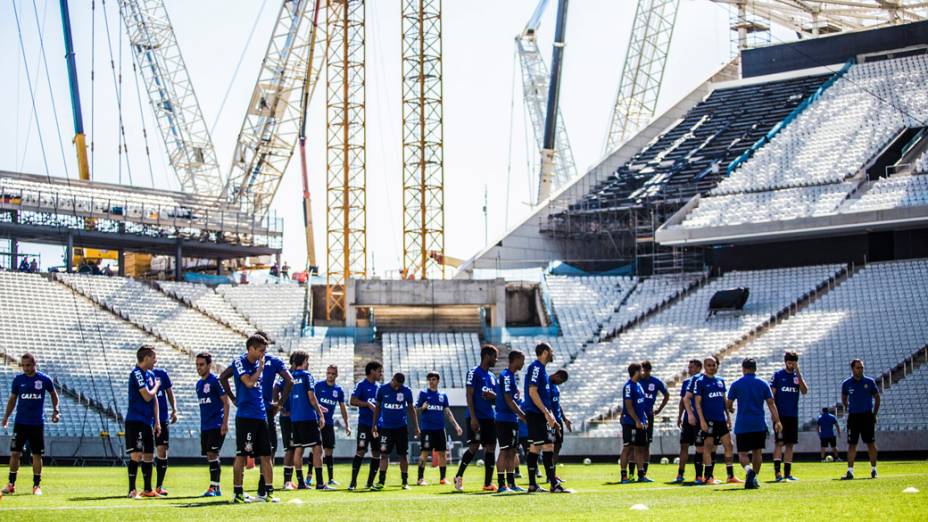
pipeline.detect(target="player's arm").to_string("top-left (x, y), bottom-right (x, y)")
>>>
top-left (725, 398), bottom-right (735, 414)
top-left (153, 397), bottom-right (162, 436)
top-left (835, 418), bottom-right (841, 435)
top-left (339, 400), bottom-right (351, 435)
top-left (2, 393), bottom-right (16, 429)
top-left (676, 395), bottom-right (685, 427)
top-left (765, 397), bottom-right (782, 433)
top-left (219, 366), bottom-right (236, 402)
top-left (444, 406), bottom-right (463, 436)
top-left (624, 396), bottom-right (643, 429)
top-left (504, 391), bottom-right (526, 423)
top-left (220, 392), bottom-right (231, 435)
top-left (307, 389), bottom-right (326, 428)
top-left (371, 397), bottom-right (382, 437)
top-left (528, 385), bottom-right (556, 427)
top-left (654, 386), bottom-right (669, 416)
top-left (683, 389), bottom-right (697, 426)
top-left (408, 402), bottom-right (420, 437)
top-left (694, 394), bottom-right (708, 431)
top-left (274, 368), bottom-right (294, 414)
top-left (796, 368), bottom-right (808, 394)
top-left (138, 374), bottom-right (160, 402)
top-left (49, 381), bottom-right (61, 423)
top-left (873, 390), bottom-right (880, 417)
top-left (465, 380), bottom-right (479, 431)
top-left (238, 358), bottom-right (264, 388)
top-left (166, 387), bottom-right (178, 424)
top-left (416, 391), bottom-right (429, 413)
top-left (561, 410), bottom-right (573, 432)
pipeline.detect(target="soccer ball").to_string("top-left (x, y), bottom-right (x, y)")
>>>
top-left (673, 457), bottom-right (680, 465)
top-left (660, 457), bottom-right (669, 465)
top-left (558, 463), bottom-right (564, 468)
top-left (476, 459), bottom-right (485, 467)
top-left (583, 458), bottom-right (592, 465)
top-left (825, 455), bottom-right (834, 462)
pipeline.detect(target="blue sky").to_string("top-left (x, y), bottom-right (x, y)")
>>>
top-left (2, 0), bottom-right (781, 274)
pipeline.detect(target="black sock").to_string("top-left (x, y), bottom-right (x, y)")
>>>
top-left (695, 452), bottom-right (704, 477)
top-left (401, 472), bottom-right (408, 486)
top-left (706, 463), bottom-right (715, 479)
top-left (726, 464), bottom-right (734, 479)
top-left (515, 465), bottom-right (521, 477)
top-left (234, 485), bottom-right (244, 496)
top-left (33, 474), bottom-right (40, 487)
top-left (785, 462), bottom-right (792, 477)
top-left (627, 463), bottom-right (635, 478)
top-left (127, 461), bottom-right (138, 492)
top-left (265, 484), bottom-right (274, 497)
top-left (141, 461), bottom-right (153, 491)
top-left (643, 462), bottom-right (649, 475)
top-left (677, 463), bottom-right (685, 476)
top-left (527, 452), bottom-right (539, 487)
top-left (506, 472), bottom-right (516, 488)
top-left (484, 454), bottom-right (495, 487)
top-left (439, 466), bottom-right (447, 480)
top-left (325, 455), bottom-right (334, 481)
top-left (367, 459), bottom-right (379, 487)
top-left (284, 465), bottom-right (293, 484)
top-left (378, 469), bottom-right (386, 485)
top-left (315, 467), bottom-right (324, 487)
top-left (418, 464), bottom-right (425, 481)
top-left (542, 451), bottom-right (555, 487)
top-left (155, 457), bottom-right (167, 488)
top-left (774, 459), bottom-right (782, 475)
top-left (8, 471), bottom-right (16, 486)
top-left (258, 474), bottom-right (266, 496)
top-left (350, 455), bottom-right (362, 486)
top-left (209, 459), bottom-right (221, 486)
top-left (296, 469), bottom-right (305, 487)
top-left (456, 449), bottom-right (474, 478)
top-left (498, 472), bottom-right (505, 488)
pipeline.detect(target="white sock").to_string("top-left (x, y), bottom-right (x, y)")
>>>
top-left (871, 466), bottom-right (877, 472)
top-left (848, 466), bottom-right (854, 474)
top-left (743, 464), bottom-right (753, 474)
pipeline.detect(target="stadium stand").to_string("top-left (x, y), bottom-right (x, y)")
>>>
top-left (216, 283), bottom-right (306, 339)
top-left (843, 173), bottom-right (928, 213)
top-left (382, 332), bottom-right (480, 390)
top-left (880, 363), bottom-right (928, 431)
top-left (156, 281), bottom-right (255, 335)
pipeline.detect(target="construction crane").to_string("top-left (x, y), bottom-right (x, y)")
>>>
top-left (223, 0), bottom-right (324, 217)
top-left (517, 0), bottom-right (577, 204)
top-left (59, 0), bottom-right (91, 181)
top-left (119, 0), bottom-right (223, 195)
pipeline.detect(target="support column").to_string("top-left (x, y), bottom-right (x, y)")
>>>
top-left (117, 249), bottom-right (125, 277)
top-left (174, 242), bottom-right (183, 281)
top-left (10, 237), bottom-right (18, 271)
top-left (493, 278), bottom-right (507, 328)
top-left (66, 232), bottom-right (74, 273)
top-left (345, 278), bottom-right (357, 327)
top-left (216, 257), bottom-right (222, 275)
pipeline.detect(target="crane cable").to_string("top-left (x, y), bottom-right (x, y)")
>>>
top-left (12, 0), bottom-right (51, 177)
top-left (30, 0), bottom-right (72, 180)
top-left (101, 0), bottom-right (134, 186)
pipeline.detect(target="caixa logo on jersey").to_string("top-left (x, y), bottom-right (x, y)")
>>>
top-left (19, 392), bottom-right (43, 400)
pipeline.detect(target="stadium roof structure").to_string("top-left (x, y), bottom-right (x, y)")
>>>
top-left (711, 0), bottom-right (928, 36)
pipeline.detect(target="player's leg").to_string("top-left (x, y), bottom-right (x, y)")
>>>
top-left (436, 432), bottom-right (449, 484)
top-left (30, 452), bottom-right (42, 494)
top-left (865, 417), bottom-right (878, 477)
top-left (349, 426), bottom-right (368, 489)
top-left (325, 447), bottom-right (336, 484)
top-left (703, 436), bottom-right (716, 483)
top-left (293, 446), bottom-right (305, 488)
top-left (784, 443), bottom-right (795, 479)
top-left (255, 420), bottom-right (277, 501)
top-left (773, 437), bottom-right (783, 479)
top-left (313, 444), bottom-right (329, 489)
top-left (417, 430), bottom-right (430, 485)
top-left (830, 439), bottom-right (840, 460)
top-left (155, 441), bottom-right (169, 494)
top-left (820, 439), bottom-right (826, 461)
top-left (258, 412), bottom-right (277, 496)
top-left (206, 450), bottom-right (221, 495)
top-left (4, 449), bottom-right (21, 494)
top-left (676, 443), bottom-right (689, 481)
top-left (722, 432), bottom-right (738, 483)
top-left (482, 425), bottom-right (497, 491)
top-left (398, 430), bottom-right (410, 489)
top-left (454, 419), bottom-right (480, 491)
top-left (140, 424), bottom-right (156, 496)
top-left (619, 434), bottom-right (631, 483)
top-left (376, 433), bottom-right (390, 488)
top-left (368, 442), bottom-right (382, 488)
top-left (844, 416), bottom-right (858, 479)
top-left (232, 456), bottom-right (246, 502)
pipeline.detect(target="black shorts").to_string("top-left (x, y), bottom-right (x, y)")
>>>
top-left (292, 420), bottom-right (322, 447)
top-left (466, 418), bottom-right (497, 446)
top-left (279, 415), bottom-right (293, 450)
top-left (555, 421), bottom-right (565, 445)
top-left (736, 431), bottom-right (766, 452)
top-left (10, 423), bottom-right (44, 455)
top-left (356, 424), bottom-right (381, 454)
top-left (495, 421), bottom-right (519, 449)
top-left (847, 412), bottom-right (876, 445)
top-left (519, 437), bottom-right (531, 454)
top-left (321, 423), bottom-right (336, 449)
top-left (125, 421), bottom-right (155, 455)
top-left (680, 421), bottom-right (701, 446)
top-left (525, 412), bottom-right (555, 445)
top-left (379, 426), bottom-right (409, 456)
top-left (820, 437), bottom-right (837, 448)
top-left (645, 418), bottom-right (654, 444)
top-left (622, 423), bottom-right (648, 447)
top-left (266, 409), bottom-right (279, 455)
top-left (236, 417), bottom-right (273, 457)
top-left (200, 428), bottom-right (225, 455)
top-left (156, 422), bottom-right (170, 448)
top-left (700, 420), bottom-right (730, 443)
top-left (775, 416), bottom-right (799, 445)
top-left (420, 429), bottom-right (448, 452)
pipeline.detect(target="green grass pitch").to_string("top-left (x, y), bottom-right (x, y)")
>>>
top-left (0, 460), bottom-right (926, 520)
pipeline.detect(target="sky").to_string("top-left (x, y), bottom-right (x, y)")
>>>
top-left (1, 0), bottom-right (787, 275)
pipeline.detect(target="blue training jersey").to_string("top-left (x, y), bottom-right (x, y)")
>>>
top-left (727, 373), bottom-right (772, 434)
top-left (466, 365), bottom-right (497, 420)
top-left (551, 384), bottom-right (563, 423)
top-left (522, 360), bottom-right (551, 415)
top-left (274, 376), bottom-right (291, 415)
top-left (770, 369), bottom-right (801, 418)
top-left (621, 379), bottom-right (648, 426)
top-left (126, 366), bottom-right (156, 426)
top-left (639, 375), bottom-right (667, 416)
top-left (417, 389), bottom-right (449, 431)
top-left (153, 368), bottom-right (173, 423)
top-left (197, 373), bottom-right (226, 431)
top-left (818, 413), bottom-right (838, 438)
top-left (290, 369), bottom-right (319, 422)
top-left (494, 368), bottom-right (521, 423)
top-left (260, 355), bottom-right (287, 407)
top-left (694, 374), bottom-right (727, 423)
top-left (352, 379), bottom-right (380, 427)
top-left (841, 376), bottom-right (878, 414)
top-left (376, 384), bottom-right (414, 429)
top-left (10, 372), bottom-right (55, 426)
top-left (681, 376), bottom-right (698, 423)
top-left (314, 381), bottom-right (345, 426)
top-left (233, 354), bottom-right (266, 420)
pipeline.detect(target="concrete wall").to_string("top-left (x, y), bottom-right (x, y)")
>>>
top-left (346, 278), bottom-right (506, 327)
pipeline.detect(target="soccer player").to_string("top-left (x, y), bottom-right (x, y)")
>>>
top-left (315, 364), bottom-right (351, 486)
top-left (152, 363), bottom-right (177, 495)
top-left (288, 350), bottom-right (332, 491)
top-left (416, 371), bottom-right (462, 486)
top-left (634, 361), bottom-right (667, 480)
top-left (549, 370), bottom-right (572, 469)
top-left (348, 361), bottom-right (383, 491)
top-left (620, 363), bottom-right (650, 484)
top-left (371, 372), bottom-right (419, 490)
top-left (693, 356), bottom-right (740, 485)
top-left (515, 401), bottom-right (530, 479)
top-left (675, 359), bottom-right (703, 483)
top-left (770, 351), bottom-right (808, 481)
top-left (273, 357), bottom-right (296, 489)
top-left (494, 350), bottom-right (526, 493)
top-left (256, 332), bottom-right (292, 496)
top-left (222, 335), bottom-right (278, 503)
top-left (1, 353), bottom-right (59, 495)
top-left (817, 407), bottom-right (840, 461)
top-left (840, 359), bottom-right (880, 480)
top-left (195, 352), bottom-right (230, 497)
top-left (454, 344), bottom-right (499, 492)
top-left (124, 345), bottom-right (162, 499)
top-left (523, 342), bottom-right (569, 493)
top-left (726, 358), bottom-right (783, 490)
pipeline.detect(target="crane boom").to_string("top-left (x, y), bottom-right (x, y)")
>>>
top-left (119, 0), bottom-right (223, 195)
